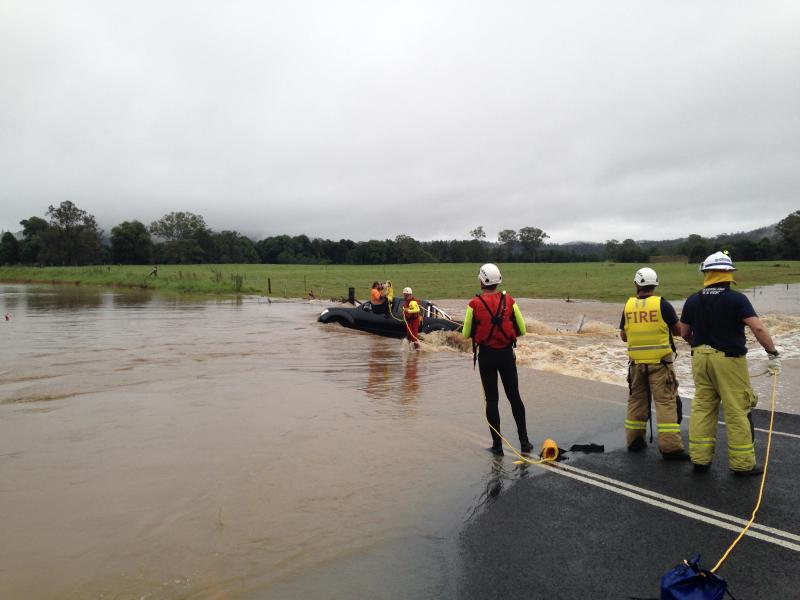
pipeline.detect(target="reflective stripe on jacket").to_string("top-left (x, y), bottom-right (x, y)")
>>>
top-left (623, 295), bottom-right (672, 364)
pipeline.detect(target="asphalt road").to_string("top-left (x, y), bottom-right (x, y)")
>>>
top-left (458, 405), bottom-right (800, 599)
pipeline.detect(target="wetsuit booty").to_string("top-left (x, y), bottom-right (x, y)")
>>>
top-left (520, 441), bottom-right (533, 454)
top-left (487, 445), bottom-right (504, 457)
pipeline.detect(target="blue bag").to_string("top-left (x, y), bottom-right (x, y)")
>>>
top-left (660, 555), bottom-right (728, 600)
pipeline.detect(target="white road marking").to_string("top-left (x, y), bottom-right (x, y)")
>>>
top-left (552, 462), bottom-right (800, 543)
top-left (586, 398), bottom-right (800, 439)
top-left (632, 413), bottom-right (800, 440)
top-left (535, 462), bottom-right (800, 551)
top-left (752, 426), bottom-right (800, 440)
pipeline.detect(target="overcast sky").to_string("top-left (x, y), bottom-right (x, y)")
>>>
top-left (1, 1), bottom-right (798, 244)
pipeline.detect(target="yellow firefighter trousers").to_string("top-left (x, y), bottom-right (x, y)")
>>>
top-left (689, 345), bottom-right (758, 471)
top-left (625, 361), bottom-right (684, 454)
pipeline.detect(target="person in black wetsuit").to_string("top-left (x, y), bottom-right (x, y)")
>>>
top-left (462, 263), bottom-right (532, 456)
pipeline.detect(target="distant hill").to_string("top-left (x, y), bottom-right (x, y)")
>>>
top-left (637, 224), bottom-right (776, 248)
top-left (556, 240), bottom-right (605, 255)
top-left (560, 222), bottom-right (778, 249)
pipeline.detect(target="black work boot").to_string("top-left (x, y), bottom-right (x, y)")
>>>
top-left (732, 464), bottom-right (763, 477)
top-left (693, 462), bottom-right (710, 473)
top-left (627, 437), bottom-right (646, 452)
top-left (662, 450), bottom-right (691, 461)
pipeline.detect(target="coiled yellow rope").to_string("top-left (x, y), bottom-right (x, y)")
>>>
top-left (480, 398), bottom-right (556, 466)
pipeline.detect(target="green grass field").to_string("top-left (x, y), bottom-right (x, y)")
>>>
top-left (1, 261), bottom-right (799, 302)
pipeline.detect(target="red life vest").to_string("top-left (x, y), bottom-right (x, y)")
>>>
top-left (469, 291), bottom-right (518, 349)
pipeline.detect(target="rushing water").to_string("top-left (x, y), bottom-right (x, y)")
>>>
top-left (437, 284), bottom-right (800, 413)
top-left (1, 283), bottom-right (797, 599)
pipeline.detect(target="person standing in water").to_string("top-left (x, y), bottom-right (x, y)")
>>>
top-left (462, 263), bottom-right (532, 456)
top-left (401, 287), bottom-right (421, 350)
top-left (619, 267), bottom-right (688, 460)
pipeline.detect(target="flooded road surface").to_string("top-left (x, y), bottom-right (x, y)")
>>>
top-left (0, 285), bottom-right (476, 598)
top-left (1, 283), bottom-right (797, 598)
top-left (0, 285), bottom-right (624, 599)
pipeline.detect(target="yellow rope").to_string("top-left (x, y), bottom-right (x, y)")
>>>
top-left (709, 371), bottom-right (779, 573)
top-left (483, 398), bottom-right (556, 466)
top-left (400, 306), bottom-right (422, 343)
top-left (381, 297), bottom-right (464, 338)
top-left (385, 296), bottom-right (462, 329)
top-left (437, 312), bottom-right (465, 329)
top-left (376, 300), bottom-right (421, 341)
top-left (401, 302), bottom-right (463, 332)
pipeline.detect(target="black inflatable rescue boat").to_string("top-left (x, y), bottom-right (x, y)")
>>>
top-left (318, 298), bottom-right (462, 339)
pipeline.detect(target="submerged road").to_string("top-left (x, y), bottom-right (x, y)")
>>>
top-left (459, 391), bottom-right (800, 599)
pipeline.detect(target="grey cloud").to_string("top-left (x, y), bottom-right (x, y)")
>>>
top-left (1, 1), bottom-right (798, 243)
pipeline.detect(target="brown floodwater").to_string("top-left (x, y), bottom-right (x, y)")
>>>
top-left (1, 283), bottom-right (797, 599)
top-left (2, 285), bottom-right (573, 599)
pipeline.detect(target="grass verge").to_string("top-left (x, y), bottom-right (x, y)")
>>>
top-left (1, 261), bottom-right (799, 302)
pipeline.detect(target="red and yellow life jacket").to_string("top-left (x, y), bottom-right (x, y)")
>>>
top-left (403, 297), bottom-right (422, 323)
top-left (469, 291), bottom-right (518, 349)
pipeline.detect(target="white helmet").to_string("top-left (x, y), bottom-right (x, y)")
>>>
top-left (478, 263), bottom-right (502, 286)
top-left (633, 267), bottom-right (659, 287)
top-left (402, 287), bottom-right (413, 294)
top-left (700, 251), bottom-right (736, 272)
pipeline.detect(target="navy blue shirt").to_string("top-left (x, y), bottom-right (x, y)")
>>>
top-left (679, 284), bottom-right (757, 356)
top-left (619, 297), bottom-right (679, 330)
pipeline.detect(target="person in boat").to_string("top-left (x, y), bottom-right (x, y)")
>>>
top-left (401, 287), bottom-right (421, 349)
top-left (619, 267), bottom-right (688, 460)
top-left (461, 263), bottom-right (532, 457)
top-left (382, 280), bottom-right (395, 305)
top-left (370, 281), bottom-right (388, 314)
top-left (679, 251), bottom-right (780, 476)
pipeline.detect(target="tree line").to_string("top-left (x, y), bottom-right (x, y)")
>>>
top-left (604, 232), bottom-right (783, 264)
top-left (1, 201), bottom-right (799, 266)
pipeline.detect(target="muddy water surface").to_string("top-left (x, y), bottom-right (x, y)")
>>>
top-left (0, 286), bottom-right (483, 598)
top-left (1, 283), bottom-right (797, 599)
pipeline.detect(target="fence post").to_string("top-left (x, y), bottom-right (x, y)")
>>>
top-left (268, 278), bottom-right (271, 294)
top-left (348, 287), bottom-right (355, 305)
